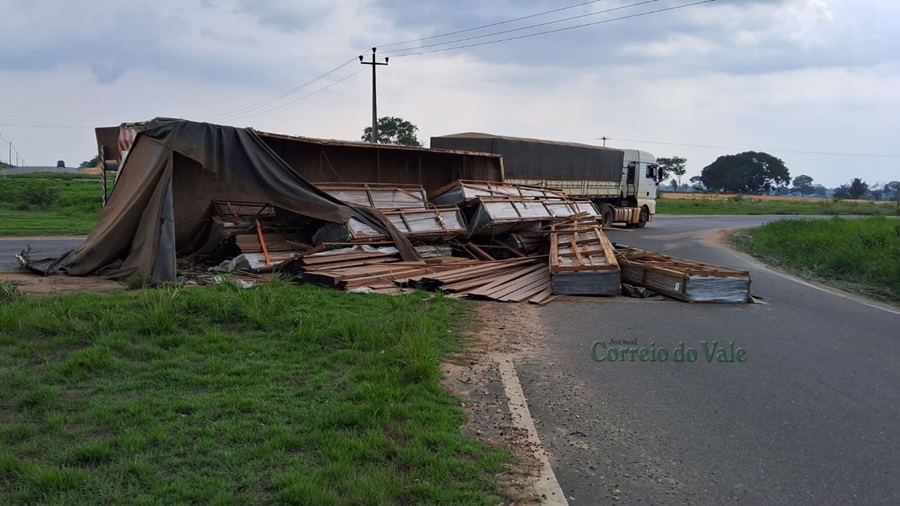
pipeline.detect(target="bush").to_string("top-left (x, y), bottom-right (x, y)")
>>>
top-left (0, 281), bottom-right (22, 303)
top-left (19, 187), bottom-right (61, 211)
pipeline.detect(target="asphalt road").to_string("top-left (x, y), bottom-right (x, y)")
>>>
top-left (0, 238), bottom-right (82, 271)
top-left (517, 215), bottom-right (899, 505)
top-left (1, 166), bottom-right (80, 175)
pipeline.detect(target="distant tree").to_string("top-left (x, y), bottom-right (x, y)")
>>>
top-left (361, 117), bottom-right (423, 146)
top-left (833, 178), bottom-right (869, 199)
top-left (813, 184), bottom-right (828, 197)
top-left (883, 181), bottom-right (900, 207)
top-left (689, 175), bottom-right (706, 192)
top-left (79, 155), bottom-right (100, 169)
top-left (869, 183), bottom-right (885, 201)
top-left (669, 178), bottom-right (678, 191)
top-left (656, 156), bottom-right (687, 190)
top-left (791, 175), bottom-right (815, 196)
top-left (698, 151), bottom-right (790, 194)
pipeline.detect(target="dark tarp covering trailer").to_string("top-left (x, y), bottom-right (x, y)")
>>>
top-left (430, 132), bottom-right (624, 183)
top-left (33, 118), bottom-right (421, 281)
top-left (257, 132), bottom-right (504, 194)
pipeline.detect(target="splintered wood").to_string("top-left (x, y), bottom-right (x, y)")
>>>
top-left (550, 216), bottom-right (620, 296)
top-left (614, 247), bottom-right (751, 303)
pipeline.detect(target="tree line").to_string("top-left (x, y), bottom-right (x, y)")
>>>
top-left (657, 151), bottom-right (899, 202)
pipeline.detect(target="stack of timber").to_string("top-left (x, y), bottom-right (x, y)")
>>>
top-left (298, 249), bottom-right (477, 294)
top-left (429, 179), bottom-right (599, 237)
top-left (412, 257), bottom-right (557, 304)
top-left (430, 180), bottom-right (569, 206)
top-left (315, 183), bottom-right (429, 209)
top-left (549, 216), bottom-right (620, 295)
top-left (311, 182), bottom-right (466, 243)
top-left (312, 207), bottom-right (467, 243)
top-left (298, 251), bottom-right (556, 304)
top-left (465, 197), bottom-right (599, 236)
top-left (614, 246), bottom-right (751, 303)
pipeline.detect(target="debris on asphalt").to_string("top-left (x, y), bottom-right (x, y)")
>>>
top-left (549, 214), bottom-right (621, 296)
top-left (614, 246), bottom-right (752, 303)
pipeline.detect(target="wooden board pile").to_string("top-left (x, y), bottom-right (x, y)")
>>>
top-left (614, 246), bottom-right (751, 303)
top-left (429, 180), bottom-right (599, 237)
top-left (550, 215), bottom-right (620, 296)
top-left (297, 251), bottom-right (557, 304)
top-left (413, 256), bottom-right (556, 304)
top-left (315, 183), bottom-right (429, 209)
top-left (430, 180), bottom-right (571, 205)
top-left (179, 184), bottom-right (752, 306)
top-left (311, 183), bottom-right (467, 243)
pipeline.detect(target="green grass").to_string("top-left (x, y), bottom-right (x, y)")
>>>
top-left (658, 195), bottom-right (899, 216)
top-left (731, 216), bottom-right (900, 304)
top-left (0, 281), bottom-right (510, 504)
top-left (0, 173), bottom-right (113, 236)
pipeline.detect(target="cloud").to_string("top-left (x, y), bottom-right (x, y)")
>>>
top-left (0, 0), bottom-right (897, 188)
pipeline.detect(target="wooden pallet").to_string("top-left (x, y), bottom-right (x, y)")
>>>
top-left (614, 246), bottom-right (751, 303)
top-left (549, 217), bottom-right (620, 295)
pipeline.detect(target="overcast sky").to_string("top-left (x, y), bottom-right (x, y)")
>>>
top-left (0, 0), bottom-right (896, 187)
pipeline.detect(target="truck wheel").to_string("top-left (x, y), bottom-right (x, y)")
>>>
top-left (636, 206), bottom-right (649, 228)
top-left (601, 206), bottom-right (614, 228)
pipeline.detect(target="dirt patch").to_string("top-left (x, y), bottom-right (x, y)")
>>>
top-left (442, 301), bottom-right (559, 504)
top-left (0, 271), bottom-right (123, 295)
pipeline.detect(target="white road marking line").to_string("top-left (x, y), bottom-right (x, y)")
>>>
top-left (497, 358), bottom-right (569, 505)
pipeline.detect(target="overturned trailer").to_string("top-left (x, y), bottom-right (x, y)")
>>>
top-left (36, 119), bottom-right (507, 283)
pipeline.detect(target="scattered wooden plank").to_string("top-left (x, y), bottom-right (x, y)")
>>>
top-left (528, 287), bottom-right (556, 305)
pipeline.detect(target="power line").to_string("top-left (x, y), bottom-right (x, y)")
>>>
top-left (604, 137), bottom-right (900, 159)
top-left (389, 0), bottom-right (715, 58)
top-left (0, 132), bottom-right (26, 166)
top-left (379, 0), bottom-right (609, 49)
top-left (226, 68), bottom-right (368, 122)
top-left (383, 0), bottom-right (658, 56)
top-left (204, 0), bottom-right (706, 122)
top-left (201, 0), bottom-right (713, 122)
top-left (206, 57), bottom-right (359, 121)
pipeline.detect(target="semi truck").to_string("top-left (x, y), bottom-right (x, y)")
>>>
top-left (430, 133), bottom-right (659, 228)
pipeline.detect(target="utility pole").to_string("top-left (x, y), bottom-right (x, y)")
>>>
top-left (600, 136), bottom-right (609, 147)
top-left (359, 47), bottom-right (388, 143)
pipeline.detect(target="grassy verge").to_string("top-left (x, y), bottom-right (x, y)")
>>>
top-left (731, 216), bottom-right (900, 304)
top-left (0, 281), bottom-right (510, 504)
top-left (0, 173), bottom-right (111, 236)
top-left (658, 194), bottom-right (899, 216)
